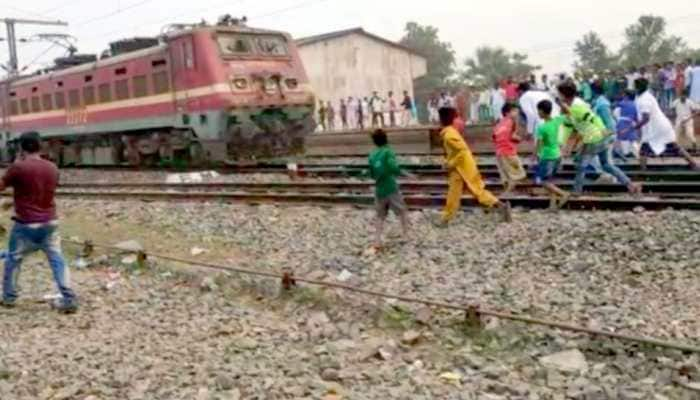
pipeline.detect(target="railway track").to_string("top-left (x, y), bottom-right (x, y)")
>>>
top-left (34, 180), bottom-right (700, 211)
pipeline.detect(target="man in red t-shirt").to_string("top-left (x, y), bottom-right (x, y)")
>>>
top-left (1, 132), bottom-right (77, 313)
top-left (493, 103), bottom-right (527, 194)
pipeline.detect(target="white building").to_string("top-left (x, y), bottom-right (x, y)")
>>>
top-left (296, 27), bottom-right (427, 107)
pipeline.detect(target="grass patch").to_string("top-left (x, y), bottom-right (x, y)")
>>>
top-left (282, 286), bottom-right (331, 309)
top-left (448, 318), bottom-right (538, 356)
top-left (379, 305), bottom-right (416, 330)
top-left (0, 369), bottom-right (11, 380)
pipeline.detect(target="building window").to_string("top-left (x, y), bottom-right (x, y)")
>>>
top-left (115, 79), bottom-right (129, 100)
top-left (54, 92), bottom-right (66, 109)
top-left (133, 75), bottom-right (148, 98)
top-left (152, 71), bottom-right (170, 94)
top-left (19, 99), bottom-right (29, 114)
top-left (98, 83), bottom-right (112, 103)
top-left (9, 101), bottom-right (18, 116)
top-left (42, 94), bottom-right (53, 111)
top-left (68, 89), bottom-right (80, 108)
top-left (31, 96), bottom-right (41, 113)
top-left (83, 86), bottom-right (96, 105)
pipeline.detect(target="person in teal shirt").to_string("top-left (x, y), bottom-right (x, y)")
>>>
top-left (368, 129), bottom-right (410, 248)
top-left (591, 81), bottom-right (616, 132)
top-left (535, 100), bottom-right (570, 208)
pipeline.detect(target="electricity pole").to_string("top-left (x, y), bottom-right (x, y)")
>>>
top-left (0, 18), bottom-right (68, 77)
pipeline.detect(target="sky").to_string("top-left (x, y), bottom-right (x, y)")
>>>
top-left (1, 0), bottom-right (699, 76)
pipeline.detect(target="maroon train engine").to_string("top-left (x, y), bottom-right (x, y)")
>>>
top-left (0, 18), bottom-right (316, 166)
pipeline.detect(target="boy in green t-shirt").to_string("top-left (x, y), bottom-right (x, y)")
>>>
top-left (535, 100), bottom-right (570, 208)
top-left (368, 129), bottom-right (410, 248)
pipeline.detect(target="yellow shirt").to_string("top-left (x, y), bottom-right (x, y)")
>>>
top-left (441, 126), bottom-right (473, 170)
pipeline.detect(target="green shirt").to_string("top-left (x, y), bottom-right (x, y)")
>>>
top-left (536, 116), bottom-right (564, 160)
top-left (562, 103), bottom-right (607, 144)
top-left (368, 146), bottom-right (401, 199)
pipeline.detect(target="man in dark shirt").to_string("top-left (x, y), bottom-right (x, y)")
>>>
top-left (1, 131), bottom-right (77, 313)
top-left (400, 91), bottom-right (413, 126)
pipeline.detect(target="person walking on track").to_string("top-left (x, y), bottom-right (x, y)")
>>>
top-left (436, 107), bottom-right (511, 226)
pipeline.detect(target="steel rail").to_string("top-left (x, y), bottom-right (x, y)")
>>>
top-left (26, 190), bottom-right (700, 211)
top-left (57, 180), bottom-right (700, 195)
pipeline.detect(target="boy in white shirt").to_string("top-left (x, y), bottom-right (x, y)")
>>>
top-left (671, 91), bottom-right (700, 151)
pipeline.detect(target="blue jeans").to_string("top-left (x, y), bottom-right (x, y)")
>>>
top-left (2, 222), bottom-right (76, 303)
top-left (574, 140), bottom-right (631, 194)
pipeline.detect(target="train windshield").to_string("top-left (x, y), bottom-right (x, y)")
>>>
top-left (217, 33), bottom-right (288, 57)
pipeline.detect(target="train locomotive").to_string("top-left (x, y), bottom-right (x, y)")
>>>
top-left (0, 18), bottom-right (316, 166)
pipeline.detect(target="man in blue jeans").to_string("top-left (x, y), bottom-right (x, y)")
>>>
top-left (556, 82), bottom-right (642, 196)
top-left (0, 131), bottom-right (77, 313)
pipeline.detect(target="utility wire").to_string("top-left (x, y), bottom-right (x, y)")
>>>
top-left (72, 0), bottom-right (158, 28)
top-left (64, 238), bottom-right (700, 354)
top-left (253, 0), bottom-right (333, 19)
top-left (20, 43), bottom-right (57, 72)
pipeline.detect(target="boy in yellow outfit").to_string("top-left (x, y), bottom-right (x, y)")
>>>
top-left (437, 107), bottom-right (511, 225)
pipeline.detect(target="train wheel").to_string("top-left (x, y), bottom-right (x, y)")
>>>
top-left (189, 142), bottom-right (205, 167)
top-left (141, 154), bottom-right (159, 167)
top-left (110, 137), bottom-right (125, 165)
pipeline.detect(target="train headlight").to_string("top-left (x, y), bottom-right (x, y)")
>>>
top-left (285, 78), bottom-right (298, 90)
top-left (233, 78), bottom-right (248, 89)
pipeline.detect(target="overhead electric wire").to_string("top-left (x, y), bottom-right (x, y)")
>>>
top-left (253, 0), bottom-right (334, 19)
top-left (72, 0), bottom-right (158, 28)
top-left (19, 42), bottom-right (57, 72)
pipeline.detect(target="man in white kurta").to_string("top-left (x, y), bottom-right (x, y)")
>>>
top-left (634, 78), bottom-right (698, 170)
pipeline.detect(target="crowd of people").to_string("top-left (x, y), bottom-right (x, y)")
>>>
top-left (368, 68), bottom-right (700, 247)
top-left (316, 90), bottom-right (419, 132)
top-left (463, 59), bottom-right (700, 145)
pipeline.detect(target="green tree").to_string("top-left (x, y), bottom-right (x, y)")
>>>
top-left (399, 22), bottom-right (456, 120)
top-left (619, 15), bottom-right (686, 67)
top-left (574, 31), bottom-right (618, 73)
top-left (461, 46), bottom-right (538, 87)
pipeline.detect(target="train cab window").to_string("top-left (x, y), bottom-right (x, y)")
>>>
top-left (115, 79), bottom-right (130, 100)
top-left (42, 94), bottom-right (53, 111)
top-left (133, 75), bottom-right (148, 98)
top-left (115, 67), bottom-right (127, 75)
top-left (19, 99), bottom-right (29, 114)
top-left (31, 96), bottom-right (41, 113)
top-left (217, 34), bottom-right (253, 55)
top-left (54, 92), bottom-right (66, 109)
top-left (83, 86), bottom-right (96, 105)
top-left (68, 89), bottom-right (81, 108)
top-left (152, 71), bottom-right (170, 94)
top-left (85, 75), bottom-right (93, 83)
top-left (254, 36), bottom-right (288, 56)
top-left (98, 83), bottom-right (112, 103)
top-left (9, 101), bottom-right (18, 116)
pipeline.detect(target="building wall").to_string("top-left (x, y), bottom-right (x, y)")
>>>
top-left (298, 33), bottom-right (427, 106)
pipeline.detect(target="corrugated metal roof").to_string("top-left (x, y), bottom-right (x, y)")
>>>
top-left (296, 27), bottom-right (424, 57)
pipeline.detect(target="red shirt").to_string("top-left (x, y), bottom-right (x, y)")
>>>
top-left (505, 83), bottom-right (519, 101)
top-left (2, 157), bottom-right (59, 223)
top-left (493, 117), bottom-right (518, 156)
